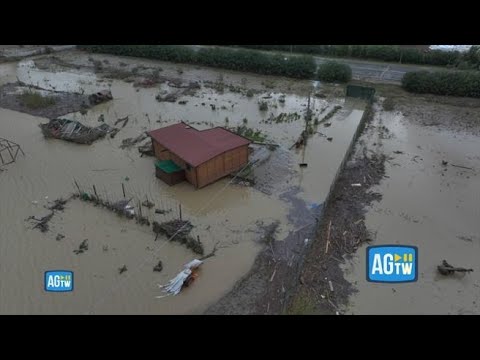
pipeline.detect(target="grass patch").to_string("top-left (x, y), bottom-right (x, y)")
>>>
top-left (259, 101), bottom-right (269, 111)
top-left (263, 112), bottom-right (301, 124)
top-left (19, 90), bottom-right (56, 109)
top-left (286, 290), bottom-right (317, 315)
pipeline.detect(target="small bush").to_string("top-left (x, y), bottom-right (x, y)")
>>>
top-left (259, 102), bottom-right (268, 111)
top-left (246, 89), bottom-right (254, 98)
top-left (402, 70), bottom-right (480, 98)
top-left (317, 61), bottom-right (352, 83)
top-left (19, 90), bottom-right (56, 109)
top-left (382, 98), bottom-right (395, 111)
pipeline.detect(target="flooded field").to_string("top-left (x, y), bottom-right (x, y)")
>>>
top-left (342, 102), bottom-right (480, 315)
top-left (0, 50), bottom-right (365, 314)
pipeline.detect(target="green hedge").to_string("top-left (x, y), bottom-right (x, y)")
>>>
top-left (402, 70), bottom-right (480, 98)
top-left (79, 45), bottom-right (316, 79)
top-left (317, 61), bottom-right (352, 83)
top-left (227, 45), bottom-right (461, 67)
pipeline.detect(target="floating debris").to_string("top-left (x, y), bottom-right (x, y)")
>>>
top-left (118, 265), bottom-right (127, 274)
top-left (437, 260), bottom-right (473, 276)
top-left (153, 260), bottom-right (163, 272)
top-left (88, 90), bottom-right (113, 105)
top-left (73, 239), bottom-right (88, 255)
top-left (157, 259), bottom-right (203, 297)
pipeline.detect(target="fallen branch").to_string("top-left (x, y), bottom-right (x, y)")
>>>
top-left (325, 220), bottom-right (332, 254)
top-left (32, 211), bottom-right (54, 232)
top-left (437, 260), bottom-right (473, 276)
top-left (199, 241), bottom-right (220, 261)
top-left (451, 164), bottom-right (474, 171)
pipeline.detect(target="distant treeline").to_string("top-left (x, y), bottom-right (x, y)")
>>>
top-left (78, 45), bottom-right (316, 79)
top-left (79, 45), bottom-right (480, 98)
top-left (226, 45), bottom-right (480, 69)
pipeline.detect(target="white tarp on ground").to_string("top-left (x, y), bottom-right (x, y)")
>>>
top-left (157, 259), bottom-right (203, 298)
top-left (429, 45), bottom-right (473, 52)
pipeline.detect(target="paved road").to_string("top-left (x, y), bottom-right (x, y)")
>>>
top-left (189, 45), bottom-right (442, 84)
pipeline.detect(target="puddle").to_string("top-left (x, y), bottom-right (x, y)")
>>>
top-left (342, 109), bottom-right (480, 315)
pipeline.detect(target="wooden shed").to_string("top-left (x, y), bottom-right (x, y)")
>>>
top-left (148, 122), bottom-right (251, 189)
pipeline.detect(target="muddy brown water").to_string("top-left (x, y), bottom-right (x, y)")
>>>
top-left (342, 105), bottom-right (480, 315)
top-left (0, 52), bottom-right (365, 314)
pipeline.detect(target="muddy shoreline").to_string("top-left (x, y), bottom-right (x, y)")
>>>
top-left (0, 82), bottom-right (91, 119)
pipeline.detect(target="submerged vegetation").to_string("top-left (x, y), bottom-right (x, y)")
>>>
top-left (234, 125), bottom-right (267, 142)
top-left (19, 90), bottom-right (56, 109)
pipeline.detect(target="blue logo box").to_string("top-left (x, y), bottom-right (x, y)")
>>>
top-left (367, 246), bottom-right (418, 283)
top-left (45, 270), bottom-right (74, 292)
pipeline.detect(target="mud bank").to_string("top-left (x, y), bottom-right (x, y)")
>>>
top-left (0, 83), bottom-right (93, 119)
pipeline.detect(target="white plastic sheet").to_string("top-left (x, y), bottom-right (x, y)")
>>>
top-left (157, 259), bottom-right (203, 298)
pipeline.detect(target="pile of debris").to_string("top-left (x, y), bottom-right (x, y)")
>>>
top-left (40, 118), bottom-right (119, 145)
top-left (155, 92), bottom-right (178, 103)
top-left (120, 132), bottom-right (148, 149)
top-left (26, 196), bottom-right (72, 233)
top-left (152, 220), bottom-right (204, 255)
top-left (88, 90), bottom-right (113, 105)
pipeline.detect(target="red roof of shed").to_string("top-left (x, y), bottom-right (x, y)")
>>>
top-left (148, 122), bottom-right (251, 167)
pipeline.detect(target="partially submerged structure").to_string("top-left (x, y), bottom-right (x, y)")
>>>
top-left (0, 138), bottom-right (25, 166)
top-left (148, 122), bottom-right (251, 188)
top-left (40, 118), bottom-right (119, 145)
